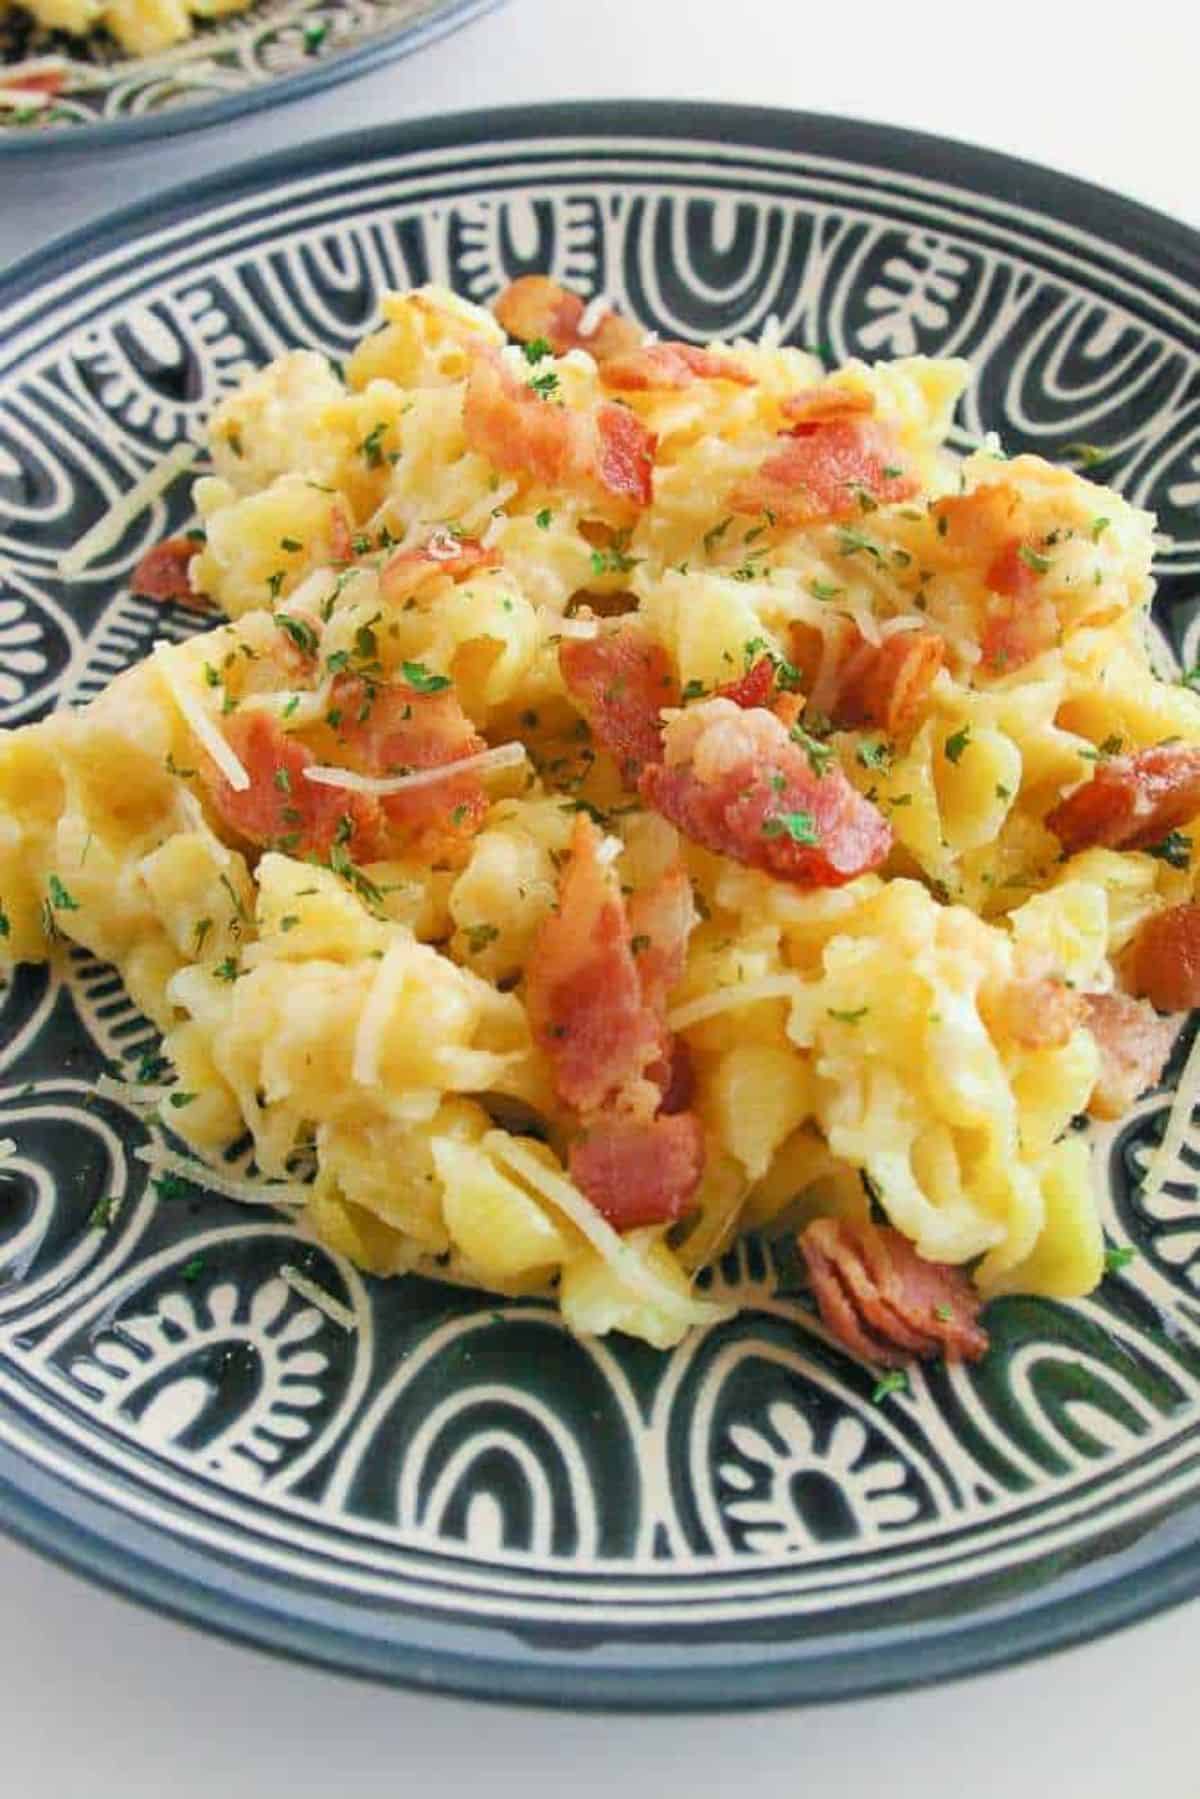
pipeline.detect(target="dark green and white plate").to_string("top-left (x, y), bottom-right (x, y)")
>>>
top-left (1, 103), bottom-right (1199, 1709)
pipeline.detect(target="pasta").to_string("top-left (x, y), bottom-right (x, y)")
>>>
top-left (2, 274), bottom-right (1196, 1364)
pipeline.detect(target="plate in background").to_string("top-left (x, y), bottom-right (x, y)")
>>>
top-left (0, 0), bottom-right (500, 151)
top-left (1, 102), bottom-right (1200, 1708)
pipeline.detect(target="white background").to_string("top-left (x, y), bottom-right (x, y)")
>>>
top-left (3, 1), bottom-right (1199, 1792)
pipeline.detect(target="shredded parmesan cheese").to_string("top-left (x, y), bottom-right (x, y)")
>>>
top-left (0, 86), bottom-right (50, 110)
top-left (0, 1138), bottom-right (16, 1161)
top-left (667, 974), bottom-right (805, 1033)
top-left (135, 1143), bottom-right (308, 1209)
top-left (280, 1264), bottom-right (357, 1330)
top-left (240, 681), bottom-right (334, 728)
top-left (303, 740), bottom-right (526, 798)
top-left (595, 834), bottom-right (623, 868)
top-left (154, 646), bottom-right (250, 792)
top-left (352, 936), bottom-right (408, 1087)
top-left (577, 295), bottom-right (612, 340)
top-left (60, 444), bottom-right (196, 579)
top-left (1141, 1023), bottom-right (1199, 1201)
top-left (485, 1134), bottom-right (734, 1328)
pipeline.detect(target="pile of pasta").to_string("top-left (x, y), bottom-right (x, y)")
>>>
top-left (2, 0), bottom-right (252, 61)
top-left (3, 276), bottom-right (1199, 1361)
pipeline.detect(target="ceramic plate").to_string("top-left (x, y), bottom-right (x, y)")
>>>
top-left (0, 0), bottom-right (499, 151)
top-left (2, 103), bottom-right (1200, 1710)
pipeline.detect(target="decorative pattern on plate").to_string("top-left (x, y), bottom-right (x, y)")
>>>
top-left (0, 0), bottom-right (497, 146)
top-left (1, 112), bottom-right (1199, 1705)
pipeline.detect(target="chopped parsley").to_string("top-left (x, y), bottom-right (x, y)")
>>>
top-left (702, 516), bottom-right (733, 554)
top-left (856, 738), bottom-right (892, 771)
top-left (0, 900), bottom-right (9, 939)
top-left (401, 660), bottom-right (451, 694)
top-left (790, 725), bottom-right (834, 779)
top-left (225, 428), bottom-right (243, 459)
top-left (165, 751), bottom-right (196, 779)
top-left (193, 917), bottom-right (213, 956)
top-left (590, 544), bottom-right (640, 578)
top-left (359, 421), bottom-right (389, 468)
top-left (630, 934), bottom-right (651, 955)
top-left (834, 526), bottom-right (883, 562)
top-left (274, 613), bottom-right (318, 657)
top-left (1017, 544), bottom-right (1052, 575)
top-left (762, 810), bottom-right (820, 846)
top-left (995, 782), bottom-right (1013, 801)
top-left (522, 337), bottom-right (553, 365)
top-left (88, 1195), bottom-right (120, 1231)
top-left (827, 1006), bottom-right (868, 1024)
top-left (167, 1091), bottom-right (197, 1109)
top-left (213, 956), bottom-right (242, 982)
top-left (943, 726), bottom-right (971, 764)
top-left (1091, 517), bottom-right (1111, 543)
top-left (535, 508), bottom-right (553, 529)
top-left (280, 536), bottom-right (303, 553)
top-left (681, 678), bottom-right (708, 701)
top-left (279, 915), bottom-right (301, 933)
top-left (529, 369), bottom-right (560, 401)
top-left (464, 922), bottom-right (500, 955)
top-left (1145, 831), bottom-right (1192, 870)
top-left (273, 767), bottom-right (292, 795)
top-left (47, 874), bottom-right (79, 912)
top-left (934, 1304), bottom-right (953, 1323)
top-left (872, 1370), bottom-right (909, 1404)
top-left (1079, 734), bottom-right (1124, 762)
top-left (1062, 442), bottom-right (1110, 468)
top-left (266, 570), bottom-right (287, 601)
top-left (809, 579), bottom-right (845, 601)
top-left (181, 1255), bottom-right (206, 1282)
top-left (302, 17), bottom-right (327, 49)
top-left (1104, 1245), bottom-right (1137, 1273)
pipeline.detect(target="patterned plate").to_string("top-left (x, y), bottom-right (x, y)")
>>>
top-left (0, 0), bottom-right (500, 151)
top-left (2, 104), bottom-right (1200, 1710)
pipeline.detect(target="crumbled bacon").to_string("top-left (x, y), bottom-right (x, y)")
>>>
top-left (525, 814), bottom-right (662, 1114)
top-left (781, 387), bottom-right (875, 426)
top-left (7, 67), bottom-right (65, 94)
top-left (1045, 746), bottom-right (1200, 856)
top-left (800, 1218), bottom-right (989, 1366)
top-left (932, 485), bottom-right (1025, 561)
top-left (984, 977), bottom-right (1086, 1051)
top-left (1128, 903), bottom-right (1200, 1014)
top-left (729, 418), bottom-right (917, 526)
top-left (715, 656), bottom-right (778, 711)
top-left (131, 537), bottom-right (206, 608)
top-left (600, 342), bottom-right (753, 392)
top-left (492, 275), bottom-right (645, 361)
top-left (568, 1111), bottom-right (705, 1230)
top-left (462, 349), bottom-right (656, 508)
top-left (831, 626), bottom-right (945, 739)
top-left (202, 711), bottom-right (384, 862)
top-left (640, 698), bottom-right (892, 888)
top-left (380, 529), bottom-right (499, 604)
top-left (329, 504), bottom-right (354, 563)
top-left (332, 674), bottom-right (488, 862)
top-left (980, 590), bottom-right (1060, 674)
top-left (559, 625), bottom-right (678, 786)
top-left (651, 1037), bottom-right (696, 1115)
top-left (1083, 991), bottom-right (1177, 1119)
top-left (627, 864), bottom-right (696, 1017)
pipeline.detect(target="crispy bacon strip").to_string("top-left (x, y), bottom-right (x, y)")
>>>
top-left (493, 275), bottom-right (645, 362)
top-left (1083, 991), bottom-right (1177, 1119)
top-left (933, 485), bottom-right (1025, 560)
top-left (831, 627), bottom-right (945, 739)
top-left (800, 1219), bottom-right (989, 1367)
top-left (984, 977), bottom-right (1086, 1051)
top-left (202, 711), bottom-right (384, 862)
top-left (332, 674), bottom-right (489, 862)
top-left (1129, 902), bottom-right (1200, 1014)
top-left (640, 698), bottom-right (892, 888)
top-left (568, 1111), bottom-right (705, 1230)
top-left (600, 342), bottom-right (753, 392)
top-left (380, 529), bottom-right (499, 604)
top-left (463, 348), bottom-right (656, 508)
top-left (131, 537), bottom-right (206, 609)
top-left (559, 625), bottom-right (678, 787)
top-left (525, 814), bottom-right (662, 1114)
top-left (7, 68), bottom-right (65, 94)
top-left (931, 488), bottom-right (1059, 674)
top-left (628, 865), bottom-right (695, 1018)
top-left (729, 418), bottom-right (917, 526)
top-left (1045, 746), bottom-right (1200, 856)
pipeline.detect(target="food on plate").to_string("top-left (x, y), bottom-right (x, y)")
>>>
top-left (1, 274), bottom-right (1192, 1367)
top-left (0, 0), bottom-right (257, 113)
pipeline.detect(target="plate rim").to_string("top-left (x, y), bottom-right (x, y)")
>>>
top-left (0, 0), bottom-right (503, 157)
top-left (2, 99), bottom-right (1200, 1708)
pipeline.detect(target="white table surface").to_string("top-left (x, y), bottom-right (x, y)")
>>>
top-left (3, 2), bottom-right (1198, 1792)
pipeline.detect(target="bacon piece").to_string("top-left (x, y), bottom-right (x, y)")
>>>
top-left (628, 865), bottom-right (695, 1017)
top-left (526, 815), bottom-right (662, 1113)
top-left (332, 675), bottom-right (488, 862)
top-left (7, 68), bottom-right (65, 94)
top-left (716, 656), bottom-right (778, 711)
top-left (800, 1219), bottom-right (989, 1367)
top-left (781, 387), bottom-right (874, 426)
top-left (463, 349), bottom-right (656, 508)
top-left (600, 342), bottom-right (753, 392)
top-left (493, 275), bottom-right (645, 361)
top-left (652, 1037), bottom-right (696, 1115)
top-left (984, 977), bottom-right (1086, 1051)
top-left (640, 698), bottom-right (891, 888)
top-left (568, 1111), bottom-right (705, 1229)
top-left (933, 485), bottom-right (1025, 560)
top-left (1083, 992), bottom-right (1177, 1119)
top-left (560, 625), bottom-right (678, 787)
top-left (1045, 746), bottom-right (1200, 856)
top-left (131, 537), bottom-right (205, 608)
top-left (1128, 903), bottom-right (1200, 1014)
top-left (729, 419), bottom-right (917, 526)
top-left (380, 529), bottom-right (499, 604)
top-left (202, 712), bottom-right (383, 862)
top-left (832, 627), bottom-right (945, 739)
top-left (980, 590), bottom-right (1059, 674)
top-left (329, 504), bottom-right (354, 563)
